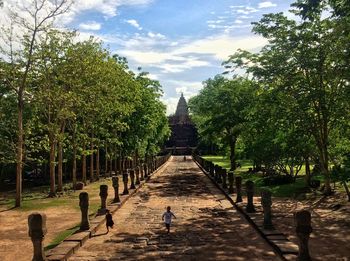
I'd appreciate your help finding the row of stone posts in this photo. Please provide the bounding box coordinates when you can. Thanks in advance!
[28,153,171,261]
[193,154,313,261]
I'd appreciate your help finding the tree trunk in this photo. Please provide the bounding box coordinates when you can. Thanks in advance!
[96,147,100,180]
[342,182,350,202]
[104,144,108,175]
[90,140,94,182]
[15,96,24,207]
[319,143,331,195]
[49,137,56,197]
[57,141,63,192]
[72,145,77,188]
[114,157,117,173]
[118,156,122,174]
[109,158,113,176]
[229,136,237,171]
[305,157,311,186]
[82,144,87,185]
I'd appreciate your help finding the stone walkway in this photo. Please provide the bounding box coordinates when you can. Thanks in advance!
[70,156,280,261]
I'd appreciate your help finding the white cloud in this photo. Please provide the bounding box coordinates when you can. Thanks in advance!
[230,5,246,9]
[79,21,101,30]
[125,19,143,30]
[234,19,243,24]
[238,15,253,19]
[147,32,166,39]
[56,0,154,26]
[161,97,179,115]
[174,34,267,61]
[73,0,153,18]
[258,1,277,8]
[158,59,210,74]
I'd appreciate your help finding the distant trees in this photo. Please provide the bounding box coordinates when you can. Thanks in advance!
[189,76,255,170]
[0,1,169,206]
[190,0,350,195]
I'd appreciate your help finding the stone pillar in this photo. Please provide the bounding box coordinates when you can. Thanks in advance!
[209,163,214,176]
[217,167,223,183]
[214,165,220,182]
[135,167,140,185]
[79,192,90,230]
[28,213,47,261]
[221,169,227,189]
[122,171,129,195]
[261,189,273,229]
[295,210,312,261]
[98,185,108,215]
[112,176,120,203]
[129,169,136,189]
[228,171,234,194]
[245,180,256,213]
[235,176,243,202]
[140,164,145,181]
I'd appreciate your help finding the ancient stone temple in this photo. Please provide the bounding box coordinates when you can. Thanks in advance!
[165,93,198,154]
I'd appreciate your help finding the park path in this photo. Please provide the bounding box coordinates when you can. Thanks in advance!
[70,156,280,261]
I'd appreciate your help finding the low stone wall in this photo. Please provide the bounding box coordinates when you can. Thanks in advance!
[27,154,171,261]
[193,154,313,261]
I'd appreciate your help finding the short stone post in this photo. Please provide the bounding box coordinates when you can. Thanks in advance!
[209,163,214,176]
[235,176,243,202]
[214,165,220,182]
[98,185,108,215]
[261,189,273,229]
[295,210,312,261]
[135,167,140,185]
[217,167,223,183]
[228,171,234,194]
[221,169,227,189]
[122,171,129,195]
[79,192,90,230]
[245,180,256,213]
[129,169,136,189]
[140,164,145,181]
[28,213,47,261]
[112,176,120,203]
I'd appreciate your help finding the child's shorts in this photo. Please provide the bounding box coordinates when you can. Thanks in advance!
[165,223,170,229]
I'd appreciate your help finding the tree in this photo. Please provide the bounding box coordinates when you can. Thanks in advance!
[189,76,255,170]
[225,1,350,194]
[29,30,76,195]
[1,0,71,205]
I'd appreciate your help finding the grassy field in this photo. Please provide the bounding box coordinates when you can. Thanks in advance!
[202,155,316,198]
[0,178,112,249]
[0,179,108,212]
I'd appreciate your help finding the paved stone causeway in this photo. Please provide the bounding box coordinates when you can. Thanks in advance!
[70,156,280,261]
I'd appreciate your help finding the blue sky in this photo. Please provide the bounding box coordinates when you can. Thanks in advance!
[61,0,294,114]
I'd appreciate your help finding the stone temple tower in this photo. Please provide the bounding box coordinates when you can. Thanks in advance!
[165,93,198,154]
[175,93,189,119]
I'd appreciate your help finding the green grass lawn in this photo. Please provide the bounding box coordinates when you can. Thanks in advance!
[44,224,80,251]
[0,178,110,211]
[0,178,111,250]
[203,155,313,198]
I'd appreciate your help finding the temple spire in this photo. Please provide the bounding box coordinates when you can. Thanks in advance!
[175,93,189,117]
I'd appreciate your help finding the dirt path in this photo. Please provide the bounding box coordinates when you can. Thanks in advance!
[70,156,280,261]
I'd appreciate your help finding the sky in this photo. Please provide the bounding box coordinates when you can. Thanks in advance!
[2,0,295,114]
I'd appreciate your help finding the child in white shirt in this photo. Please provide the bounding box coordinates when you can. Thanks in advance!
[162,206,176,233]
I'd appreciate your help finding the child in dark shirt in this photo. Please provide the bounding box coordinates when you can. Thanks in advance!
[106,209,114,233]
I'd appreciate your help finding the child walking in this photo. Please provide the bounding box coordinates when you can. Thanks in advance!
[106,209,114,233]
[162,206,176,234]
